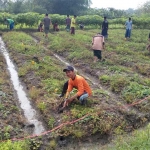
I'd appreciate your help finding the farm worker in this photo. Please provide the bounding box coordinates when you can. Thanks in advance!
[79,22,84,30]
[70,15,77,34]
[101,16,108,39]
[43,13,51,38]
[66,15,71,32]
[92,33,105,63]
[53,21,59,31]
[37,22,43,32]
[125,17,132,40]
[5,18,14,30]
[62,66,92,108]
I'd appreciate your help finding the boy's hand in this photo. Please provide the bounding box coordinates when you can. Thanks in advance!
[63,99,69,107]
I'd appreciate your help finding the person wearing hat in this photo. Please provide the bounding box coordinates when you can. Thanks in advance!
[62,66,92,107]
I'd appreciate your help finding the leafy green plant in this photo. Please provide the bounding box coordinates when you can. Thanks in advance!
[110,75,129,93]
[109,124,150,150]
[122,82,150,103]
[99,75,111,85]
[48,117,55,128]
[29,86,40,99]
[0,140,30,150]
[37,102,46,112]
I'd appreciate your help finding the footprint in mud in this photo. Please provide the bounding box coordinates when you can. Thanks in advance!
[58,136,67,147]
[23,123,35,134]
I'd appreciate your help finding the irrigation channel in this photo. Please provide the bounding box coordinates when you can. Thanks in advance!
[0,37,45,135]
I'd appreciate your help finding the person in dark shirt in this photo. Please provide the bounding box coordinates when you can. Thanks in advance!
[66,15,71,32]
[43,13,51,38]
[101,16,108,39]
[79,22,84,30]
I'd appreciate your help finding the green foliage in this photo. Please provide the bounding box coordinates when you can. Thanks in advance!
[110,75,129,93]
[49,139,57,149]
[122,82,150,103]
[99,75,111,85]
[37,102,46,111]
[0,12,150,28]
[0,140,30,150]
[16,12,41,27]
[109,124,150,150]
[48,117,55,128]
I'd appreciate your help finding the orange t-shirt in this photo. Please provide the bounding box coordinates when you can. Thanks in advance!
[67,75,92,96]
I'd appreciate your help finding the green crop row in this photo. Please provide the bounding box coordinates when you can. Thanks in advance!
[0,12,149,28]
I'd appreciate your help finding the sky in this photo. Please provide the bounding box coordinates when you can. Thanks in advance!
[91,0,148,10]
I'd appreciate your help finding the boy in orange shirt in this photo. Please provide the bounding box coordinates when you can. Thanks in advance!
[61,66,92,108]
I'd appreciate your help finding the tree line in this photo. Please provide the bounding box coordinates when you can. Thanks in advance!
[0,0,150,18]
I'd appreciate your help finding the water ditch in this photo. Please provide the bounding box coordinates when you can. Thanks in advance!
[0,37,45,135]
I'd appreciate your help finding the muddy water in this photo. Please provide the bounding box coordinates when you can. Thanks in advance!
[0,37,45,135]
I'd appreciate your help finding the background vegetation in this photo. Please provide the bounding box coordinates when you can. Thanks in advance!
[0,0,150,149]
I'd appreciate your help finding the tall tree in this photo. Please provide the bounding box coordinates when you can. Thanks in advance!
[50,0,92,15]
[137,1,150,14]
[0,0,10,10]
[8,0,24,14]
[32,0,91,15]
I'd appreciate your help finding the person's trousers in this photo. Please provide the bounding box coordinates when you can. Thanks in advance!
[125,29,131,38]
[93,50,102,60]
[71,27,75,34]
[10,22,14,30]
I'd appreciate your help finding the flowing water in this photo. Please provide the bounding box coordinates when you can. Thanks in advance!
[0,37,45,135]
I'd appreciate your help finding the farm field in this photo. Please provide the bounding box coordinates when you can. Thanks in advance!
[1,28,150,149]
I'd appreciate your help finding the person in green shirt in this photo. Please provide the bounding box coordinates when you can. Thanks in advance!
[5,18,14,30]
[70,15,77,34]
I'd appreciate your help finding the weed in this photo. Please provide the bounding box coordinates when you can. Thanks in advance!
[37,102,46,112]
[29,86,40,99]
[48,117,55,128]
[99,75,111,85]
[49,139,57,149]
[110,75,129,93]
[122,82,150,103]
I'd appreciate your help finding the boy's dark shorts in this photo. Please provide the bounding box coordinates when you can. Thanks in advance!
[93,50,102,59]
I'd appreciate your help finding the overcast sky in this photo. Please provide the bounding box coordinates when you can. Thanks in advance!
[91,0,148,10]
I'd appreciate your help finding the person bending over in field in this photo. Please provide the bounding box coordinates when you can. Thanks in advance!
[53,21,59,31]
[79,22,84,30]
[4,18,14,30]
[92,33,105,63]
[60,66,92,108]
[38,22,43,32]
